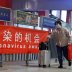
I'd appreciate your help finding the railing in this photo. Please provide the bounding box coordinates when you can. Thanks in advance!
[2,54,38,62]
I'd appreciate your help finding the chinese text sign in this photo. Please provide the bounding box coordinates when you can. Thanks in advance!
[0,26,48,54]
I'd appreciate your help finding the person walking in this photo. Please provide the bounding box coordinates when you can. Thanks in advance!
[51,20,71,68]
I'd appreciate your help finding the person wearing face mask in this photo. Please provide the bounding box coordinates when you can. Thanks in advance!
[51,20,71,68]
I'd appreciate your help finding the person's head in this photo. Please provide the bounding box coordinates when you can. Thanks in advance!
[54,20,62,29]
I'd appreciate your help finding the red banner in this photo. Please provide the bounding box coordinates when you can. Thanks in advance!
[0,26,48,54]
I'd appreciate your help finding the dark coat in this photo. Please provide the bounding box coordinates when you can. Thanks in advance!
[39,42,48,50]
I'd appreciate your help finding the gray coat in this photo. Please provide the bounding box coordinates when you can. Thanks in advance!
[45,38,57,58]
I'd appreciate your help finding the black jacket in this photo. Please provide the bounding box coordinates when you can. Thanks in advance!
[39,42,48,50]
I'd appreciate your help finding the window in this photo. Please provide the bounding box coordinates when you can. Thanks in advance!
[61,10,67,22]
[52,10,60,18]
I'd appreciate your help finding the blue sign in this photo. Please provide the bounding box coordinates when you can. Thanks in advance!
[42,17,55,28]
[0,8,10,21]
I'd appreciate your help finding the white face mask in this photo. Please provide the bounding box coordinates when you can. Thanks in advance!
[56,24,61,29]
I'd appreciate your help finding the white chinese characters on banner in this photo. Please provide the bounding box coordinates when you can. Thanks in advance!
[15,32,22,42]
[2,31,40,44]
[25,33,31,42]
[3,30,12,42]
[34,34,40,43]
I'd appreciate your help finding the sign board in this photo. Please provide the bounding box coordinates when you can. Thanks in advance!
[40,17,55,28]
[14,10,38,26]
[0,26,48,54]
[0,8,10,21]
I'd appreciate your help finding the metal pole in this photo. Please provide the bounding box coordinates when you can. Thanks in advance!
[26,53,29,66]
[0,54,2,67]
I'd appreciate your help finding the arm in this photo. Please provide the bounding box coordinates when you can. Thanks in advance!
[65,29,70,43]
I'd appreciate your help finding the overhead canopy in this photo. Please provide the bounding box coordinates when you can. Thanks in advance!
[12,0,72,10]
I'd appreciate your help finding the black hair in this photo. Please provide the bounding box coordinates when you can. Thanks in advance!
[54,20,62,26]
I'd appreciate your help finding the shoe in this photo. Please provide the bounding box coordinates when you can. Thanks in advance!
[58,66,63,68]
[38,64,41,67]
[48,64,50,67]
[68,61,71,66]
[43,65,46,68]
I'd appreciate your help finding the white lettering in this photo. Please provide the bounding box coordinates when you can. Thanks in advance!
[23,45,26,48]
[0,44,2,48]
[17,45,19,48]
[15,32,22,42]
[3,30,12,42]
[7,44,10,48]
[11,44,14,48]
[25,33,31,43]
[32,45,34,49]
[35,45,38,49]
[20,45,22,48]
[28,45,31,48]
[34,34,40,43]
[3,44,6,48]
[0,44,34,50]
[15,43,17,48]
